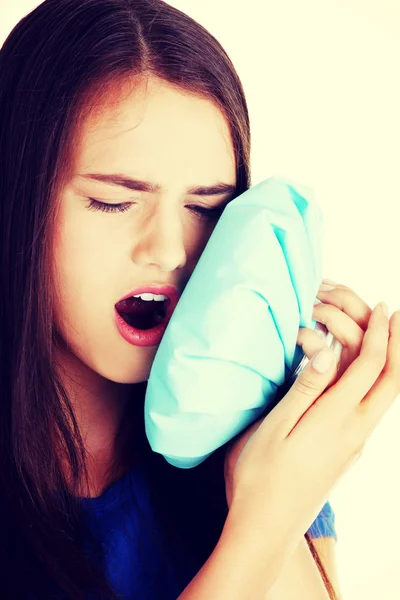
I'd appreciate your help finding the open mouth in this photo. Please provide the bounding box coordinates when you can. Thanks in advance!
[115,296,169,330]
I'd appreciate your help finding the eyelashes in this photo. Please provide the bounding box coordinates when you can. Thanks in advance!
[86,198,131,213]
[85,198,225,219]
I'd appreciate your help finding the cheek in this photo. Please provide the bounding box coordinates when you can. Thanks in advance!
[55,211,117,283]
[51,214,114,332]
[53,223,88,295]
[184,219,218,266]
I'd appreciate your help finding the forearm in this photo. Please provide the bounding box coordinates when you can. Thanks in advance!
[177,505,301,600]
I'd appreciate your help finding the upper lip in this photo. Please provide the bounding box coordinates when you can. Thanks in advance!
[115,284,180,318]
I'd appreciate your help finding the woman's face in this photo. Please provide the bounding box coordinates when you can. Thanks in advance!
[52,76,236,385]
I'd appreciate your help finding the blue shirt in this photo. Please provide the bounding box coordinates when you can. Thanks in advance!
[80,460,201,599]
[308,500,338,542]
[29,459,337,599]
[79,460,337,599]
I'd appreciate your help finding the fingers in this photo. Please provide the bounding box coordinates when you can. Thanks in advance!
[320,303,391,414]
[312,302,364,352]
[311,301,364,379]
[296,326,341,390]
[358,309,400,430]
[316,284,372,332]
[270,302,394,440]
[313,282,374,381]
[264,343,339,439]
[296,327,327,357]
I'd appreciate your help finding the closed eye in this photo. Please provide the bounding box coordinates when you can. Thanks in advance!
[85,198,227,219]
[188,205,225,219]
[85,198,132,213]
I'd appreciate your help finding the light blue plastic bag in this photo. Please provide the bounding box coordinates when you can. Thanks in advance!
[145,176,326,468]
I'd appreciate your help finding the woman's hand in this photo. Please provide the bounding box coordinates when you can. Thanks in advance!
[224,282,400,544]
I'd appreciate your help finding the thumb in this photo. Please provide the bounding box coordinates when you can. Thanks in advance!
[304,346,337,377]
[269,346,338,433]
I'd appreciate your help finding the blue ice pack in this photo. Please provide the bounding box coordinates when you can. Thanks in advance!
[144,176,326,468]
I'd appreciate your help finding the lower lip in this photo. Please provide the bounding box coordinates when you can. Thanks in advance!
[114,308,169,347]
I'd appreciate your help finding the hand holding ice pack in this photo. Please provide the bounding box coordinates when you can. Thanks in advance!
[145,176,325,468]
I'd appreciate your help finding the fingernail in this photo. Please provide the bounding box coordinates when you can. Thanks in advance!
[380,301,389,318]
[323,279,338,285]
[311,347,334,373]
[319,283,335,292]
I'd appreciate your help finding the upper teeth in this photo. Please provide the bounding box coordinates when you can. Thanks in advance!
[132,293,167,301]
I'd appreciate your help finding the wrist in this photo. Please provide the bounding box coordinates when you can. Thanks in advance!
[224,497,304,579]
[221,503,285,589]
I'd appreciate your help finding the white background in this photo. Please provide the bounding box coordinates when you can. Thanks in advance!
[1,1,400,597]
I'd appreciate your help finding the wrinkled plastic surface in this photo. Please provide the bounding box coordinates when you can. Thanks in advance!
[145,176,324,468]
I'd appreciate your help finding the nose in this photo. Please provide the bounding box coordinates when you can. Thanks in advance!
[131,203,187,272]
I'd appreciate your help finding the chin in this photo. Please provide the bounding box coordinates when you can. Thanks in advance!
[101,347,157,384]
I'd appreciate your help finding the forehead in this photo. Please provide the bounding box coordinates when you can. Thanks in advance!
[73,77,236,185]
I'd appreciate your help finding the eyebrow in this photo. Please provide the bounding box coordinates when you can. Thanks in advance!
[78,173,237,197]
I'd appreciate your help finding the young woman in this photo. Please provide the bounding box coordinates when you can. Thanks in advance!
[1,1,399,599]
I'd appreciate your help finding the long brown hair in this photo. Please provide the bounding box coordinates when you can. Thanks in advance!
[0,1,337,598]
